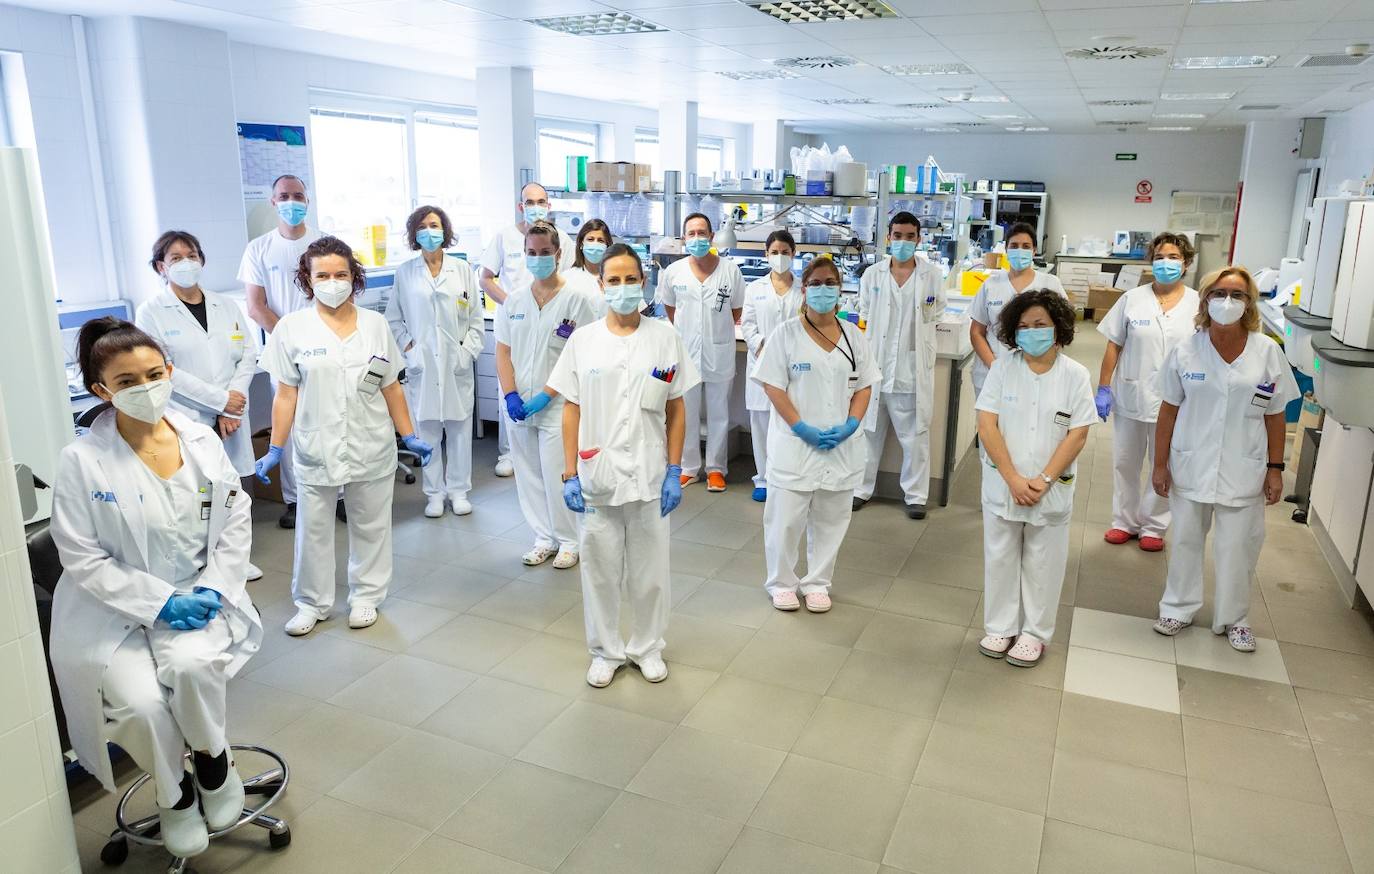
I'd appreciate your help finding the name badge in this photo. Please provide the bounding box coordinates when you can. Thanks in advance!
[555,319,576,339]
[1054,410,1071,427]
[847,374,860,391]
[360,354,388,396]
[1251,392,1272,408]
[200,500,211,522]
[225,489,238,509]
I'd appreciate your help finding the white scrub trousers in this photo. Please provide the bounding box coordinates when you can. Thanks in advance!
[580,499,670,665]
[497,406,511,462]
[511,424,579,553]
[1160,494,1264,633]
[749,410,771,488]
[1111,415,1170,538]
[268,374,298,505]
[982,512,1071,643]
[417,418,473,499]
[858,392,930,505]
[102,624,232,808]
[292,475,395,617]
[764,487,853,596]
[681,380,732,477]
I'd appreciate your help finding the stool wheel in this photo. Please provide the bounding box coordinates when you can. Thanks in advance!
[100,835,129,866]
[268,823,291,849]
[404,473,416,484]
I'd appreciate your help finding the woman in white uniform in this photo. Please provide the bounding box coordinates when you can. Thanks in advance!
[136,230,263,582]
[754,256,879,613]
[1152,267,1297,652]
[551,243,700,688]
[1096,232,1199,552]
[740,229,803,504]
[565,219,611,313]
[496,221,600,569]
[50,317,262,858]
[976,290,1096,667]
[386,206,484,519]
[968,222,1067,397]
[256,236,432,636]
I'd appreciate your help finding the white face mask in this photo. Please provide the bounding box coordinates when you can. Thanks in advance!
[1207,296,1245,326]
[165,259,202,289]
[105,379,172,424]
[768,253,793,276]
[313,279,352,308]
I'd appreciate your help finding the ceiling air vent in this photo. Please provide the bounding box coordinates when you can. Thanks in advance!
[775,56,857,70]
[1089,99,1152,107]
[747,1,897,23]
[1299,54,1369,68]
[1238,104,1282,111]
[1066,45,1167,61]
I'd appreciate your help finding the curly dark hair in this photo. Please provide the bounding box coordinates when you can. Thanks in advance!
[996,289,1076,350]
[405,205,454,251]
[1147,231,1195,266]
[294,235,366,300]
[149,230,205,273]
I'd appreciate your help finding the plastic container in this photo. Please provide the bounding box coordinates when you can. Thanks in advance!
[834,162,868,196]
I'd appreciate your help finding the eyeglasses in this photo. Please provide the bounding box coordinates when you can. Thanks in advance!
[1207,290,1248,301]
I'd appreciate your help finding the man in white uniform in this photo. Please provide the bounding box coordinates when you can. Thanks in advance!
[239,174,322,528]
[479,182,575,478]
[660,212,744,493]
[854,212,946,519]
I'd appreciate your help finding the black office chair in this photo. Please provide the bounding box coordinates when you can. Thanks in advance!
[75,401,111,429]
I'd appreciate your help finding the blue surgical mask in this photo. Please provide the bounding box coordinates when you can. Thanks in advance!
[523,204,548,224]
[1016,326,1056,357]
[581,241,607,264]
[416,228,445,252]
[805,283,840,313]
[276,201,307,227]
[1152,258,1184,284]
[605,283,644,315]
[1007,249,1034,271]
[526,254,556,280]
[890,239,917,262]
[685,237,712,259]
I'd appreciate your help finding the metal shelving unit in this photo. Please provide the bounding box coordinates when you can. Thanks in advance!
[968,183,1050,250]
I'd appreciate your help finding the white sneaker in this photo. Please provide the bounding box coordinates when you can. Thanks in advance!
[197,761,244,831]
[157,800,209,858]
[424,496,445,518]
[523,545,557,566]
[586,657,618,688]
[450,494,472,515]
[284,609,322,637]
[552,549,579,569]
[348,605,379,629]
[245,562,264,582]
[494,456,514,477]
[636,653,668,683]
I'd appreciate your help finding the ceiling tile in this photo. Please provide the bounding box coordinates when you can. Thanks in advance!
[638,3,778,30]
[1185,0,1347,26]
[917,11,1051,35]
[888,0,1040,14]
[1044,4,1187,31]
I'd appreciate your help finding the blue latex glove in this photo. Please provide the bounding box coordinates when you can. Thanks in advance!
[791,421,827,449]
[158,592,221,631]
[563,475,585,513]
[504,391,527,422]
[819,416,861,450]
[521,390,552,419]
[254,444,283,484]
[1094,386,1114,421]
[401,433,434,466]
[661,464,683,517]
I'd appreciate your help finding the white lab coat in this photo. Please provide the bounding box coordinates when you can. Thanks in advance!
[236,227,322,322]
[135,289,259,475]
[494,280,601,430]
[856,256,946,432]
[659,256,746,383]
[479,223,575,292]
[48,409,261,796]
[969,270,1067,395]
[740,274,803,412]
[1156,331,1299,507]
[563,267,608,316]
[260,306,403,487]
[1097,284,1200,422]
[385,255,485,423]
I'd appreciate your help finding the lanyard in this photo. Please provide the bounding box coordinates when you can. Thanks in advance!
[803,311,857,372]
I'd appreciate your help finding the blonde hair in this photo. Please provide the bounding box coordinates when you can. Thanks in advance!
[1195,265,1261,332]
[523,220,561,254]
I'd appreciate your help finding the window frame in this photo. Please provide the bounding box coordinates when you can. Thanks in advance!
[536,116,600,189]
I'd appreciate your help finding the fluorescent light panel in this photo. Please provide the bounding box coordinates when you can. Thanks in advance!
[1172,55,1277,69]
[1149,125,1195,130]
[943,94,1009,103]
[812,97,876,104]
[716,69,801,80]
[1161,91,1236,100]
[881,63,973,76]
[1154,112,1207,118]
[526,11,664,35]
[747,0,897,23]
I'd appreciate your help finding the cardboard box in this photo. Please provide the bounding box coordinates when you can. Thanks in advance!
[1088,285,1124,317]
[250,430,284,505]
[587,161,651,192]
[1288,392,1325,472]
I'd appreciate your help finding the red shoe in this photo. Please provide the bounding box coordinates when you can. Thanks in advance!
[1139,536,1165,552]
[1103,528,1134,545]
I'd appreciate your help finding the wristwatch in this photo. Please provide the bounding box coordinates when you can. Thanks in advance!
[1038,473,1053,485]
[1266,462,1285,471]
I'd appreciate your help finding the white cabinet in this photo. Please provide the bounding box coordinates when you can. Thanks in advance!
[1310,417,1374,572]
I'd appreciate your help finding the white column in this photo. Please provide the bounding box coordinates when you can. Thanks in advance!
[610,117,638,163]
[0,380,82,873]
[1233,119,1303,269]
[477,66,536,240]
[659,99,698,181]
[752,119,787,175]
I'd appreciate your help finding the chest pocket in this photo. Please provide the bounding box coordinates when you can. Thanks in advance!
[640,376,670,412]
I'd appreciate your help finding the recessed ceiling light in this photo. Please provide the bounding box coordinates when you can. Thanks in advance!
[1299,53,1369,68]
[1023,127,1050,132]
[1097,120,1146,126]
[891,102,945,110]
[774,55,856,70]
[1172,55,1277,69]
[1154,112,1207,118]
[525,11,664,35]
[812,97,876,105]
[716,69,802,81]
[880,63,973,76]
[746,0,897,24]
[942,94,1009,103]
[922,127,959,133]
[952,122,990,127]
[1066,45,1168,61]
[1190,0,1270,4]
[1149,125,1195,131]
[982,114,1026,119]
[1089,99,1152,107]
[1161,91,1236,100]
[1238,104,1282,110]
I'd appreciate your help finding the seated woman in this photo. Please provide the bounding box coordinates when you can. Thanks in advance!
[50,317,263,858]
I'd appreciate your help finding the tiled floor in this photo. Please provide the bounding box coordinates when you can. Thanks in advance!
[69,329,1374,874]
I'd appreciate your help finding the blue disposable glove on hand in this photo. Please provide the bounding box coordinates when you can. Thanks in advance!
[158,592,221,631]
[563,475,585,513]
[661,464,683,517]
[401,433,434,466]
[522,390,552,419]
[254,444,283,484]
[819,416,861,450]
[1094,386,1114,421]
[504,391,527,422]
[791,421,827,449]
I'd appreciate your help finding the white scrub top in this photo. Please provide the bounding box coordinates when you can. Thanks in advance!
[1157,331,1298,507]
[129,442,209,590]
[752,317,880,493]
[976,351,1097,525]
[548,318,702,506]
[562,266,608,317]
[741,274,803,412]
[261,306,403,487]
[969,270,1067,395]
[659,256,746,383]
[479,223,575,293]
[1096,284,1200,423]
[237,227,322,324]
[385,254,485,423]
[494,280,601,429]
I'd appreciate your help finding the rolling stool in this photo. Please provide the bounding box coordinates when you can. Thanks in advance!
[100,744,291,873]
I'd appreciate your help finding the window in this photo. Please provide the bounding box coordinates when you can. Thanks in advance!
[0,61,10,147]
[697,136,725,183]
[309,108,410,262]
[414,110,483,257]
[538,119,598,189]
[634,129,659,174]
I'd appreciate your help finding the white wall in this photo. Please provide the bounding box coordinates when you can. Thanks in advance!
[804,129,1245,257]
[1315,98,1374,196]
[1233,119,1303,270]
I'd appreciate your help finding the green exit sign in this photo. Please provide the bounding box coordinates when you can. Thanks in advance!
[1116,153,1138,161]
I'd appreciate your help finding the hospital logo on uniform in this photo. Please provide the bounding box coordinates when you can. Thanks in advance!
[91,490,116,503]
[791,362,812,372]
[510,313,526,320]
[303,347,328,357]
[1131,318,1152,327]
[1183,371,1206,381]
